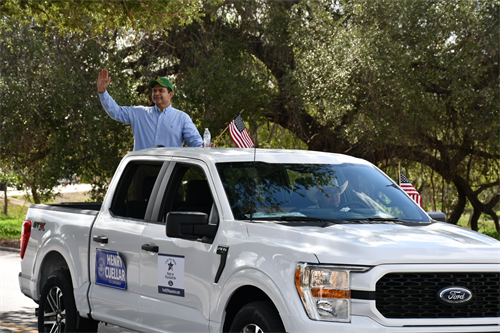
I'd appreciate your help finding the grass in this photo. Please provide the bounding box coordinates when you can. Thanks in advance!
[457,213,499,240]
[0,201,29,239]
[481,229,500,240]
[0,220,24,239]
[0,190,92,241]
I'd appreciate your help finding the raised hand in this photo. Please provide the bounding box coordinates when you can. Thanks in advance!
[97,69,111,93]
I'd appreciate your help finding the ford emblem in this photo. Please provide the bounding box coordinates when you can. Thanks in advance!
[437,286,473,304]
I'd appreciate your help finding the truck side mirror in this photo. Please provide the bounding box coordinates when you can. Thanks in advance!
[427,211,446,222]
[166,211,217,242]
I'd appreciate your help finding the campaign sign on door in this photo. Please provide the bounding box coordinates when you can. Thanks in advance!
[158,254,185,297]
[95,248,127,290]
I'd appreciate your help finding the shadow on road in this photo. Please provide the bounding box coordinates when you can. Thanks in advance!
[0,307,37,331]
[0,308,137,332]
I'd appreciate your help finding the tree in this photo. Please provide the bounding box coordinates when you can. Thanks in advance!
[1,0,498,231]
[327,0,499,229]
[0,172,6,215]
[151,0,499,229]
[0,168,17,214]
[0,0,203,37]
[0,19,134,202]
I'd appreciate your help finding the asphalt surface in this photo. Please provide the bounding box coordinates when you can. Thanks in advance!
[0,249,137,332]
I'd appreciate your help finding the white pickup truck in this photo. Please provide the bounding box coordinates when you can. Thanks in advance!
[19,148,500,333]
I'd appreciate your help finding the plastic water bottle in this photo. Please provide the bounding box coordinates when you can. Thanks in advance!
[203,128,211,148]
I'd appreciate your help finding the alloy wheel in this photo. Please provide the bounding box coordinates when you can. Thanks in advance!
[43,286,66,333]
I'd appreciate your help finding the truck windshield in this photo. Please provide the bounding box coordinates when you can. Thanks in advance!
[216,162,429,223]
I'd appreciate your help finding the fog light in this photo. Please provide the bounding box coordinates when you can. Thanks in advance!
[317,299,349,319]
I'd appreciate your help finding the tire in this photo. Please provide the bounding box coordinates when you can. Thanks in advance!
[38,270,98,333]
[229,301,285,333]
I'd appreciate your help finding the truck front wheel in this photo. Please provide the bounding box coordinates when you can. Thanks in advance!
[229,301,285,333]
[38,270,98,333]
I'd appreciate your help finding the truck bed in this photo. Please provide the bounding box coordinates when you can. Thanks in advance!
[19,202,101,307]
[29,202,102,213]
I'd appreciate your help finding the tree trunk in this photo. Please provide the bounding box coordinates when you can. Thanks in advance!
[30,184,41,204]
[3,183,7,215]
[486,211,500,235]
[469,208,482,232]
[447,187,466,225]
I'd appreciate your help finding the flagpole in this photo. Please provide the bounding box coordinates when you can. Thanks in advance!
[214,110,244,145]
[398,161,401,186]
[213,127,228,144]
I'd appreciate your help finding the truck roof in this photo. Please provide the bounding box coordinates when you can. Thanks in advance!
[125,147,372,165]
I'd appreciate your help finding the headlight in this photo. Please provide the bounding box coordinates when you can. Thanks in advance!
[295,263,370,322]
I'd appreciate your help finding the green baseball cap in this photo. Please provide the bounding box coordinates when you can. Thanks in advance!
[149,77,174,91]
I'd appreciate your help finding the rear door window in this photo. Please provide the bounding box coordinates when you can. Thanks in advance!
[110,161,163,220]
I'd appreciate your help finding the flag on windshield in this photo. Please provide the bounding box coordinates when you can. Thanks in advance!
[229,114,254,148]
[400,173,422,207]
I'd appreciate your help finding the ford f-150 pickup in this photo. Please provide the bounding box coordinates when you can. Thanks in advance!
[18,148,500,332]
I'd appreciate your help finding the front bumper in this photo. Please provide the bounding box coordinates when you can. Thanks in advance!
[282,313,500,332]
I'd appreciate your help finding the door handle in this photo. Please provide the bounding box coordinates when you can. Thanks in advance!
[93,235,108,244]
[141,244,159,253]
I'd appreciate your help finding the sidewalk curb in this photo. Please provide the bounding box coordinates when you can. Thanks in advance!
[0,246,20,253]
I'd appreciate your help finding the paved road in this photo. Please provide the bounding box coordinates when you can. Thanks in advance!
[0,249,136,332]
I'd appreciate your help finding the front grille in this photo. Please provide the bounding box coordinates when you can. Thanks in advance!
[375,272,500,319]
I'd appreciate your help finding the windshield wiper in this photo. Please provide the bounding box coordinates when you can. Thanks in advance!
[346,217,430,225]
[251,216,343,227]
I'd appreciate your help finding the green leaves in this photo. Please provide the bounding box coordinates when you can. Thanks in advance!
[0,0,497,225]
[2,0,203,39]
[0,21,135,202]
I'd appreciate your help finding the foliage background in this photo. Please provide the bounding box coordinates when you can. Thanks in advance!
[0,0,498,233]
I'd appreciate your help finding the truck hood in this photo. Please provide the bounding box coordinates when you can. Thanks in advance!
[246,221,500,265]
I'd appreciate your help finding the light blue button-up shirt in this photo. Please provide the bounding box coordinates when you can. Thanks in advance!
[99,91,203,150]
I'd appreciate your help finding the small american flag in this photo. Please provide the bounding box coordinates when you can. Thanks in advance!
[400,172,422,207]
[228,114,254,148]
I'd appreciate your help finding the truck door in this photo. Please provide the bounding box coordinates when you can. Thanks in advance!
[89,160,166,326]
[138,160,221,332]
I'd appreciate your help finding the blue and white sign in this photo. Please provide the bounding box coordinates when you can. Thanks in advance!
[158,254,185,297]
[95,248,127,290]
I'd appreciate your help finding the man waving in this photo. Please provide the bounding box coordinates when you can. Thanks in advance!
[97,69,203,150]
